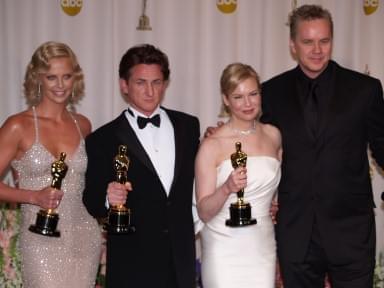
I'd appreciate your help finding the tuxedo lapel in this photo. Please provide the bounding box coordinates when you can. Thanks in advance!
[164,109,184,197]
[318,63,336,139]
[113,113,157,176]
[168,111,183,188]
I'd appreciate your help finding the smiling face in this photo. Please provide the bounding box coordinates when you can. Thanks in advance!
[120,64,168,116]
[223,77,261,123]
[39,57,75,105]
[290,18,333,79]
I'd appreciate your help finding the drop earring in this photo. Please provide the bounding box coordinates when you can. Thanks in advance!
[37,83,41,101]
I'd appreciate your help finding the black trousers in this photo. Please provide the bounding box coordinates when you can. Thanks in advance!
[166,258,179,288]
[279,221,374,288]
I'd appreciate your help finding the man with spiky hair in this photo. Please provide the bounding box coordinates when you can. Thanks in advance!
[261,4,384,288]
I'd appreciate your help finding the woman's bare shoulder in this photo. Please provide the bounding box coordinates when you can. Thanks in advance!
[199,128,241,166]
[260,123,282,153]
[72,112,92,136]
[261,123,281,139]
[200,124,232,148]
[0,110,34,155]
[199,135,221,151]
[1,110,33,133]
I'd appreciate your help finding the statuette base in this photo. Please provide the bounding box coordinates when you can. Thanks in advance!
[225,202,257,227]
[29,210,60,237]
[105,207,136,235]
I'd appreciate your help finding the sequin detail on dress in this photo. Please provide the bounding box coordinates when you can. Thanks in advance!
[11,107,102,288]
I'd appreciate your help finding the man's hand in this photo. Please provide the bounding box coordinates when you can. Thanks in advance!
[203,121,224,138]
[107,181,132,206]
[270,199,279,224]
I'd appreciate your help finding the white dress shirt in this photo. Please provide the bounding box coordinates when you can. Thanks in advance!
[125,105,176,196]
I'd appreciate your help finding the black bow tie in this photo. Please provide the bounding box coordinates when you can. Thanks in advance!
[137,114,161,129]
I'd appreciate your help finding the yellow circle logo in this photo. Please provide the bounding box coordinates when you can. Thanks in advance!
[363,0,379,15]
[61,0,83,16]
[217,0,237,14]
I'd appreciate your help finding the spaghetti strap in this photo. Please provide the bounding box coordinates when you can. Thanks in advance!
[31,106,39,143]
[68,112,84,139]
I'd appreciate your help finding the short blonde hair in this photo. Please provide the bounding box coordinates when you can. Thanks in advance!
[23,41,85,106]
[220,63,260,115]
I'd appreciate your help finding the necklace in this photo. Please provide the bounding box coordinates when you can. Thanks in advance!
[229,120,256,136]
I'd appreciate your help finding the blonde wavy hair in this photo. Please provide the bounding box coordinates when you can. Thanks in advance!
[23,41,85,107]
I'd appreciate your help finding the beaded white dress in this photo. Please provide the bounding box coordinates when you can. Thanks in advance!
[200,156,281,288]
[11,107,102,288]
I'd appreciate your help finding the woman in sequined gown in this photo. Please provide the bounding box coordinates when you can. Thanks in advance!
[195,63,282,288]
[0,41,102,287]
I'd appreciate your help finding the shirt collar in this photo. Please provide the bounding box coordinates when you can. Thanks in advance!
[297,60,334,87]
[126,105,161,119]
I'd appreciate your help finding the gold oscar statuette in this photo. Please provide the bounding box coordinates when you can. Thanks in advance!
[29,152,68,237]
[105,145,136,234]
[225,142,257,227]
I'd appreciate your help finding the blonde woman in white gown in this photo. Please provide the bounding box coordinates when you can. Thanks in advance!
[195,63,282,288]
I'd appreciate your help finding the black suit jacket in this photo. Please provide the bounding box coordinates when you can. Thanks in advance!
[261,60,384,263]
[83,108,200,288]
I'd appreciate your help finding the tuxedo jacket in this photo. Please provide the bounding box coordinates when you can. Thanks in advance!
[261,60,384,263]
[83,108,200,288]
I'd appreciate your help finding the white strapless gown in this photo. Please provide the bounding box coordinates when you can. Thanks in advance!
[200,156,281,288]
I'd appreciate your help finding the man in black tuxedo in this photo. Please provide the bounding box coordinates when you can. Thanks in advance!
[83,44,200,288]
[261,4,384,288]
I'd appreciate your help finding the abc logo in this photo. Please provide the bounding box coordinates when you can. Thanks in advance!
[363,0,378,15]
[61,0,83,16]
[217,0,237,14]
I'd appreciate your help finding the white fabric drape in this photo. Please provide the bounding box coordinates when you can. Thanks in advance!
[1,0,384,255]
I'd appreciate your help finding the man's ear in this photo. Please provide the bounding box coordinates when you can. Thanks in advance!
[289,39,297,61]
[164,79,170,89]
[119,78,128,94]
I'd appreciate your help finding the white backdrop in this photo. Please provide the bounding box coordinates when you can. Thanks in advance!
[1,0,384,258]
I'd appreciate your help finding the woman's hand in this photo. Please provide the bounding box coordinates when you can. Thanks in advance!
[33,186,64,210]
[223,166,247,195]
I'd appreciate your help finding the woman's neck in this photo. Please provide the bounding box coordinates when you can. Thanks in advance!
[228,119,257,136]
